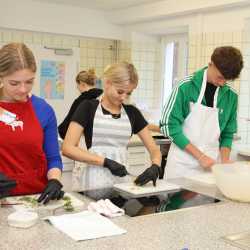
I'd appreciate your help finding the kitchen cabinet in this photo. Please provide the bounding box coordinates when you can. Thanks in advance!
[61,154,74,191]
[127,134,171,177]
[127,145,151,175]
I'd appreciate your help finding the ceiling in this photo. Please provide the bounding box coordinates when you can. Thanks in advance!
[33,0,161,11]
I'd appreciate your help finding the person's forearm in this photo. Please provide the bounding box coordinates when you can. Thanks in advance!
[185,143,203,160]
[150,147,162,166]
[47,168,62,180]
[62,144,104,166]
[220,147,231,162]
[148,124,160,133]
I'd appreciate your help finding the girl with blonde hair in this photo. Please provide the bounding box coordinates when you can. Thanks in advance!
[0,43,64,203]
[62,62,161,199]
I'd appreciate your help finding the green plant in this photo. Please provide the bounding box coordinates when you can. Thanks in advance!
[62,196,74,212]
[19,196,38,207]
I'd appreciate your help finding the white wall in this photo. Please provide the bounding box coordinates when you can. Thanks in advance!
[121,6,250,35]
[0,0,123,40]
[109,0,250,30]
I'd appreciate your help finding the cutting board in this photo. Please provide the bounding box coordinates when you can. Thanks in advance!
[186,173,216,185]
[3,193,84,212]
[113,180,180,198]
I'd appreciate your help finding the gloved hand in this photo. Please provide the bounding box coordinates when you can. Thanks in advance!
[0,172,16,198]
[37,179,64,204]
[134,164,161,186]
[103,158,128,177]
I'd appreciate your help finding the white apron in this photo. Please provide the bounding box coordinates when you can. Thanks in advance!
[72,101,131,192]
[165,70,221,179]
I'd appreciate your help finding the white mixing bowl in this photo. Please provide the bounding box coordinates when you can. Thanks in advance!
[212,162,250,202]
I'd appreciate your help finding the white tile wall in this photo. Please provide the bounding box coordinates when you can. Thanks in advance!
[0,28,116,82]
[116,39,163,121]
[130,41,162,113]
[241,30,250,145]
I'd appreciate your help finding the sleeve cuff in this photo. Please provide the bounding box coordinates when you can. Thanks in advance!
[173,134,190,150]
[48,160,63,170]
[220,137,233,149]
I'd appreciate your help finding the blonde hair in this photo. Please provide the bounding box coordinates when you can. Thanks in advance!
[75,68,96,86]
[0,43,36,78]
[103,62,138,87]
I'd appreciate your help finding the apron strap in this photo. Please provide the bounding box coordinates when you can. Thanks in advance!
[213,87,219,108]
[197,69,207,104]
[197,69,219,108]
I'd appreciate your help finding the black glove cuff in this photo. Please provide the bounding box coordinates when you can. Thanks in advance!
[151,164,162,176]
[103,157,111,168]
[48,179,63,188]
[151,164,160,170]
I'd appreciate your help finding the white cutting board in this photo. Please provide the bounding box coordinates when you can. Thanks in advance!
[113,180,180,198]
[186,173,216,185]
[3,193,84,211]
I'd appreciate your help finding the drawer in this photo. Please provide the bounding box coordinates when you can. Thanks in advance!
[128,146,146,154]
[63,162,74,172]
[127,151,146,160]
[61,171,72,191]
[127,164,149,176]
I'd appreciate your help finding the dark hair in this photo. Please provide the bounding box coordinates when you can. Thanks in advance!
[211,46,243,80]
[75,68,96,86]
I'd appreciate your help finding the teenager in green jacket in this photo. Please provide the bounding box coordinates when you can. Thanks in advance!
[159,46,243,211]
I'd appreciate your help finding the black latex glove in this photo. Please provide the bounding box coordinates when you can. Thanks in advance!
[37,179,64,204]
[0,172,16,198]
[103,158,128,177]
[134,164,161,186]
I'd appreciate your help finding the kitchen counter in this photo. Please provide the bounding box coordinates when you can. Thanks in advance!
[1,181,249,250]
[128,133,171,147]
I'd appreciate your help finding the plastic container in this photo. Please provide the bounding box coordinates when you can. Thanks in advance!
[212,161,250,202]
[8,211,38,228]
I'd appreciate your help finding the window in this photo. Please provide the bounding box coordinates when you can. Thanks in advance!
[161,33,188,108]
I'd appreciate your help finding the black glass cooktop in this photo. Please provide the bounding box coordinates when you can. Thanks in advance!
[80,188,220,217]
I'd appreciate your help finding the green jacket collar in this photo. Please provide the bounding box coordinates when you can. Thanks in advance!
[191,66,231,104]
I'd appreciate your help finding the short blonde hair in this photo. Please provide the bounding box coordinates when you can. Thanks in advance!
[0,42,36,78]
[103,62,138,86]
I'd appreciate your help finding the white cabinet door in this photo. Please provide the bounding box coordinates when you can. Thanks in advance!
[61,171,72,192]
[127,146,150,175]
[61,154,74,172]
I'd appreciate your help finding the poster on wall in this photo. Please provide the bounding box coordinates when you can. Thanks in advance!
[40,60,65,99]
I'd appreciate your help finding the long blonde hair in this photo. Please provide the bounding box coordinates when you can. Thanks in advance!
[0,43,36,97]
[103,62,138,87]
[75,68,96,86]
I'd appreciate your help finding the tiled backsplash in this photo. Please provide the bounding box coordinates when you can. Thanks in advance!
[118,40,162,123]
[131,41,161,112]
[0,29,162,122]
[0,28,115,80]
[79,38,117,77]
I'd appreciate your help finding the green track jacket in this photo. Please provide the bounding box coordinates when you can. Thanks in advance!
[160,67,238,150]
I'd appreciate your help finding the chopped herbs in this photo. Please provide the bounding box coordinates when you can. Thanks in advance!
[19,196,38,207]
[63,196,74,211]
[18,195,74,212]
